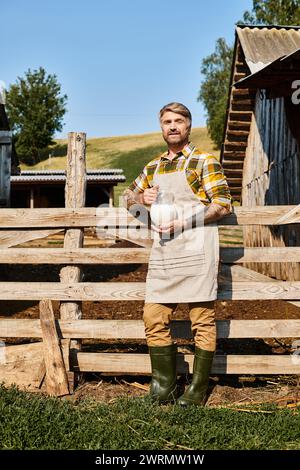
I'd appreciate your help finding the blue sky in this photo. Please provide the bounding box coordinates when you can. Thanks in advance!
[2,0,253,138]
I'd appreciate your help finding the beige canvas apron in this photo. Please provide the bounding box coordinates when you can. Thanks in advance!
[145,149,219,303]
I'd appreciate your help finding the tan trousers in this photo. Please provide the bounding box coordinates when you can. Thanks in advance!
[143,301,216,352]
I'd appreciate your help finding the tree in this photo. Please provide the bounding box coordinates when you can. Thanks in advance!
[6,67,67,164]
[198,0,300,149]
[242,0,300,25]
[198,38,233,149]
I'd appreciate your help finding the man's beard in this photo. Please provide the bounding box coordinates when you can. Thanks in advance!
[164,135,188,147]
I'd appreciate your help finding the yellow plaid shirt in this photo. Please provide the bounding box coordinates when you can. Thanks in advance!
[126,142,232,209]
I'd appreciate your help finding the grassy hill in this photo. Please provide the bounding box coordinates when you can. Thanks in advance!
[21,127,218,205]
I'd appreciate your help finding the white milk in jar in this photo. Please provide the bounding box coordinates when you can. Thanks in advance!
[150,190,177,226]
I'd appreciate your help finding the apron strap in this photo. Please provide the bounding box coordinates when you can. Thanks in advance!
[183,146,196,171]
[153,158,162,179]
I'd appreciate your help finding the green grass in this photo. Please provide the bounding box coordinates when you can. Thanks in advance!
[0,385,299,450]
[111,143,166,206]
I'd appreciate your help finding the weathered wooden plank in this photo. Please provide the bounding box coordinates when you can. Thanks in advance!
[0,342,44,390]
[59,132,86,392]
[2,245,300,265]
[220,264,277,283]
[0,280,300,301]
[40,299,69,396]
[35,360,46,389]
[1,344,297,377]
[0,247,150,264]
[75,353,300,375]
[1,318,299,339]
[0,208,97,227]
[0,282,145,300]
[105,226,153,248]
[1,206,300,228]
[60,132,86,322]
[0,229,64,248]
[221,264,300,311]
[221,247,300,263]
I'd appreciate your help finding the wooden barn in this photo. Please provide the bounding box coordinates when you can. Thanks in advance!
[221,24,300,280]
[0,98,19,207]
[10,169,125,208]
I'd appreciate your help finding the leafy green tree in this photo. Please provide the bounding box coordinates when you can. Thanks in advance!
[198,38,233,149]
[198,0,300,149]
[6,67,67,164]
[242,0,300,25]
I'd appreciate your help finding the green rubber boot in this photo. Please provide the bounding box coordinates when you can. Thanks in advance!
[177,347,214,406]
[148,343,178,403]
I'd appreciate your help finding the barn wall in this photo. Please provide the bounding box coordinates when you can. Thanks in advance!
[10,183,111,208]
[242,90,300,280]
[0,131,12,207]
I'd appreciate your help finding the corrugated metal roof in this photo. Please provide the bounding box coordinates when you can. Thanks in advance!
[11,169,126,183]
[11,175,126,183]
[236,25,300,73]
[234,47,300,88]
[20,169,124,175]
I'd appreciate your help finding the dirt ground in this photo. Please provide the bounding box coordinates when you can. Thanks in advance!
[0,238,299,406]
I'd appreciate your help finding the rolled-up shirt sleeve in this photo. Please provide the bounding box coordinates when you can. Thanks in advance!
[122,166,151,208]
[201,156,232,210]
[127,166,151,193]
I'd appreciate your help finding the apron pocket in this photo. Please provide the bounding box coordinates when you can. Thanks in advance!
[148,251,206,278]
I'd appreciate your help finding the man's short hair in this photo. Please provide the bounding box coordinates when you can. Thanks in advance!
[159,102,192,126]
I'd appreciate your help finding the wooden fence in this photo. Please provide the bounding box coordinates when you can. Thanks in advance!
[0,132,300,396]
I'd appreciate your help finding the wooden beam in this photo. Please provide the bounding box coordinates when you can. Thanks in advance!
[1,343,297,377]
[2,205,300,227]
[0,318,299,340]
[59,132,86,392]
[109,186,114,208]
[105,226,153,248]
[0,282,144,300]
[0,229,64,248]
[0,247,150,264]
[224,206,300,225]
[220,247,300,263]
[221,264,300,311]
[1,280,300,300]
[0,207,97,227]
[5,245,300,266]
[39,299,69,396]
[0,342,44,390]
[30,188,34,209]
[75,352,300,375]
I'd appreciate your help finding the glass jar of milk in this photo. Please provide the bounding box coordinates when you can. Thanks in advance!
[150,190,177,227]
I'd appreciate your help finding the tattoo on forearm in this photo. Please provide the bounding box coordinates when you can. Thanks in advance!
[122,189,141,209]
[204,203,230,224]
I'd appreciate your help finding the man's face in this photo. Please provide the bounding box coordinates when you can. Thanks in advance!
[160,111,191,147]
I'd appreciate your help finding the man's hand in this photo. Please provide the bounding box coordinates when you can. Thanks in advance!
[152,218,187,235]
[140,185,159,205]
[204,203,232,224]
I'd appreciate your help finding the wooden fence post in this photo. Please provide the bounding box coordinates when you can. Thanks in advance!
[59,132,86,392]
[39,299,69,396]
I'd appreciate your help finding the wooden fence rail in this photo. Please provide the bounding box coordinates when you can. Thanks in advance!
[1,246,300,264]
[1,280,300,301]
[0,318,299,339]
[0,204,300,227]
